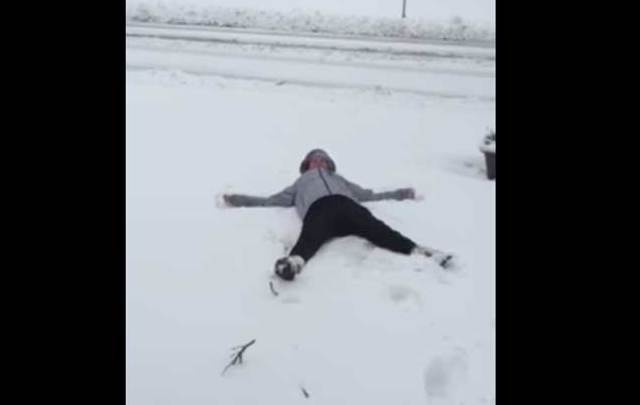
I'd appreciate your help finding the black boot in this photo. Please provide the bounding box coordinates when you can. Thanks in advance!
[274,255,305,281]
[413,246,455,269]
[274,258,295,281]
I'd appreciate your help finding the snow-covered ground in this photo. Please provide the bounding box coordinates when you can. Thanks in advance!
[126,0,495,42]
[127,21,495,405]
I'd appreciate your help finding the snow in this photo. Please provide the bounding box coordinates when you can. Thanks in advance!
[126,0,495,42]
[127,24,495,57]
[127,17,494,405]
[126,26,494,101]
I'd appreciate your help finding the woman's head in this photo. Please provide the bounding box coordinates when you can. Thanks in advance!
[299,149,337,174]
[307,155,329,170]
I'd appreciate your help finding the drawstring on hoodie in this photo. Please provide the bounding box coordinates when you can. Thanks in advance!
[318,168,333,195]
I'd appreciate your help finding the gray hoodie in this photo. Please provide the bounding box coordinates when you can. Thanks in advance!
[225,149,412,219]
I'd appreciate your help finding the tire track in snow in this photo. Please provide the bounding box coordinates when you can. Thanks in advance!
[127,41,494,78]
[127,32,494,62]
[126,63,494,103]
[126,21,495,49]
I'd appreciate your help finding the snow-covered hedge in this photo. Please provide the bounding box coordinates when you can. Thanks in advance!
[126,3,494,43]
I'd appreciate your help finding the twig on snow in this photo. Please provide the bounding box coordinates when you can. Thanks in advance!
[221,339,256,375]
[269,281,279,296]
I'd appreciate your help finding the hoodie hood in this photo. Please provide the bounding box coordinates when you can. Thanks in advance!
[299,149,337,174]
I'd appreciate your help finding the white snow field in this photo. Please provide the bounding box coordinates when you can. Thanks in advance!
[127,22,495,405]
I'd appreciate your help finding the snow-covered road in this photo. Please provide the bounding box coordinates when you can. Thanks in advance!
[126,23,494,101]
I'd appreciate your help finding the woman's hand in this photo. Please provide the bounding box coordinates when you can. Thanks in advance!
[397,188,416,200]
[216,193,236,208]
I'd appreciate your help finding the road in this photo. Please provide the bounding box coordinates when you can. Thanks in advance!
[126,22,495,101]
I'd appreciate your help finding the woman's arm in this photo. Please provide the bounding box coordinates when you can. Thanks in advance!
[342,177,415,202]
[223,184,296,207]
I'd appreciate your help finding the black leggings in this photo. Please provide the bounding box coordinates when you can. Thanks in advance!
[290,195,417,261]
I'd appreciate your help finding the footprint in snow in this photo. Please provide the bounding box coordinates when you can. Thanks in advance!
[423,348,468,404]
[386,285,422,310]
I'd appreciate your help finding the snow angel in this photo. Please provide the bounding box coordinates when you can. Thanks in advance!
[223,149,455,281]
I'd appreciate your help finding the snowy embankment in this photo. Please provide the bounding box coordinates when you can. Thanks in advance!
[126,0,495,43]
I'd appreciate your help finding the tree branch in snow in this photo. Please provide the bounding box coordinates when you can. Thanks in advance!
[221,339,256,375]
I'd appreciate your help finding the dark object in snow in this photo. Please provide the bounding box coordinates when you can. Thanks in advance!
[413,245,456,269]
[438,254,454,268]
[274,256,303,281]
[301,386,310,398]
[483,151,495,180]
[480,130,496,180]
[269,281,279,296]
[221,339,256,375]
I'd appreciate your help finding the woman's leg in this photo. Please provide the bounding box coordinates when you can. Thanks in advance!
[343,201,417,254]
[342,200,454,267]
[275,196,344,280]
[289,210,337,262]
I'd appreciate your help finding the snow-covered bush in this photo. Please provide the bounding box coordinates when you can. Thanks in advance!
[127,4,495,42]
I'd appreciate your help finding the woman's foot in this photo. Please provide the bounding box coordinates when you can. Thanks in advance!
[413,246,456,269]
[274,255,305,281]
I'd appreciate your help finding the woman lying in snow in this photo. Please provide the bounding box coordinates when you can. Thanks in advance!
[223,149,455,281]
